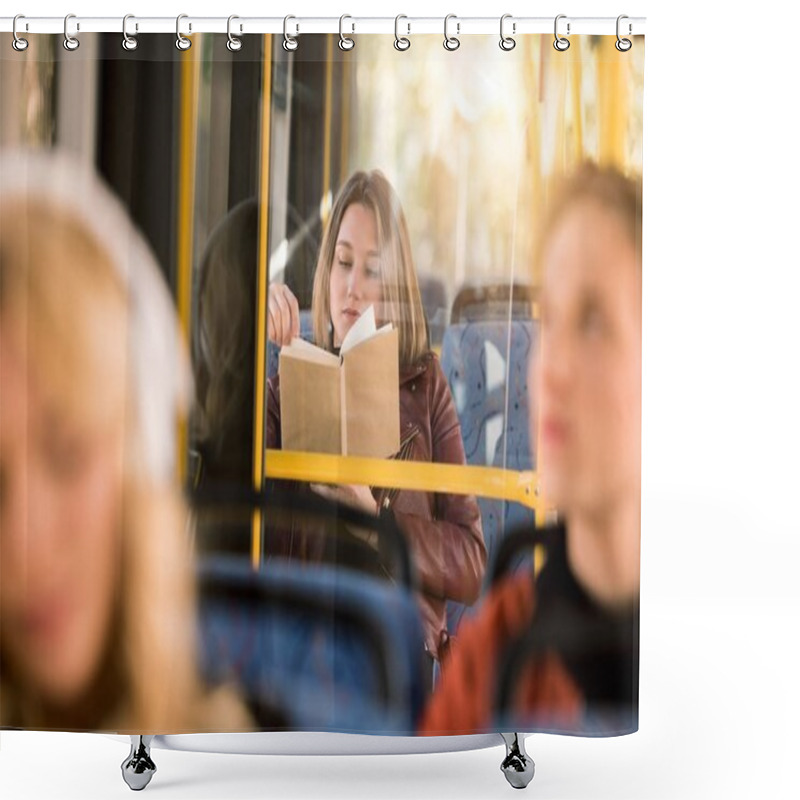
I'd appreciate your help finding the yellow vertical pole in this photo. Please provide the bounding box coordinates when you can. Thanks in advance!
[597,39,629,169]
[251,34,273,568]
[525,35,543,284]
[176,43,201,482]
[554,43,569,174]
[339,57,351,178]
[569,44,584,162]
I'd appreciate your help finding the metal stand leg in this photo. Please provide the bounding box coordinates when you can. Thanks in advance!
[499,733,535,789]
[121,735,156,791]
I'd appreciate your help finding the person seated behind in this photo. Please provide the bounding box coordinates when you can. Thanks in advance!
[193,198,260,492]
[266,170,486,671]
[419,162,642,735]
[0,151,254,733]
[191,199,263,557]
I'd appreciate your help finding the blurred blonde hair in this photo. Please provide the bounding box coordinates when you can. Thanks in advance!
[540,161,643,269]
[0,151,247,733]
[311,170,428,367]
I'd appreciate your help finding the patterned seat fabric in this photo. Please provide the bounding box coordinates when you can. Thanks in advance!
[440,319,539,632]
[197,557,427,733]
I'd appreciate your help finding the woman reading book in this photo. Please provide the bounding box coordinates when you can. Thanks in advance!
[266,170,486,674]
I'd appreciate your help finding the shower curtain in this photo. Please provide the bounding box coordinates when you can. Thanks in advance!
[0,21,644,739]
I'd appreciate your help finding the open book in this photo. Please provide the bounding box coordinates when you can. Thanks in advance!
[278,306,401,458]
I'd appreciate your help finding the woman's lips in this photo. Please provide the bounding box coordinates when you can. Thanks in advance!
[19,592,72,646]
[342,308,361,320]
[541,416,569,447]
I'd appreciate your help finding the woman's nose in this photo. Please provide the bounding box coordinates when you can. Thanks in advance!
[346,266,362,298]
[1,474,29,573]
[540,329,572,396]
[1,468,54,571]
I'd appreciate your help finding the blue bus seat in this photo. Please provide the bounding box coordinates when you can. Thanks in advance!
[197,556,427,733]
[440,319,539,633]
[417,272,448,349]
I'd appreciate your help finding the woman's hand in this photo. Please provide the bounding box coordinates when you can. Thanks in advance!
[310,483,381,551]
[268,283,301,346]
[310,483,378,516]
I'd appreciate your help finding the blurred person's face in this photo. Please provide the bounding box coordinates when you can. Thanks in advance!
[329,203,383,347]
[532,201,642,517]
[0,325,123,708]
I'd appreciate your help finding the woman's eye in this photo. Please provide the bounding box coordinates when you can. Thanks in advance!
[366,265,380,279]
[44,434,90,481]
[580,305,605,335]
[338,259,352,270]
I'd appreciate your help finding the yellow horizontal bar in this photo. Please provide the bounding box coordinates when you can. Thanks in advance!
[265,449,541,512]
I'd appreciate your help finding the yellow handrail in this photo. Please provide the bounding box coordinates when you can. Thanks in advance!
[264,449,543,514]
[252,34,274,567]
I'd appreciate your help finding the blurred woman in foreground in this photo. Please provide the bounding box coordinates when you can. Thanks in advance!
[0,151,252,732]
[420,162,642,734]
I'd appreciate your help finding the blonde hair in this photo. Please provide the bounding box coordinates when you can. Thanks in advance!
[0,151,245,733]
[311,170,428,367]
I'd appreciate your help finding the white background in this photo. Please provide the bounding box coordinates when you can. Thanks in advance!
[2,1,799,798]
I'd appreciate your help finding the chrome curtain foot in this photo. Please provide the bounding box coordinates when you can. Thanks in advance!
[499,733,535,789]
[121,735,156,791]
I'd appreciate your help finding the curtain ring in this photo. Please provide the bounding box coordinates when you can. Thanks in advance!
[443,14,460,51]
[616,14,632,51]
[63,13,80,51]
[12,15,28,52]
[499,14,516,51]
[227,15,243,52]
[122,14,138,51]
[553,14,570,51]
[339,14,355,51]
[394,14,411,51]
[175,14,191,51]
[283,15,298,51]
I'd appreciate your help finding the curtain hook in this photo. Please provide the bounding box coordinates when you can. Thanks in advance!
[227,15,243,52]
[394,14,411,51]
[553,14,570,51]
[499,14,516,51]
[122,14,138,51]
[12,15,28,52]
[283,15,298,51]
[63,13,80,51]
[443,14,460,51]
[175,14,191,51]
[616,14,632,51]
[339,14,355,51]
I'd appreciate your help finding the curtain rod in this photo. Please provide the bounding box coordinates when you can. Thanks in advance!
[0,16,646,37]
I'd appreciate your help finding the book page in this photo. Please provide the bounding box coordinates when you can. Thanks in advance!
[279,353,343,455]
[281,337,340,367]
[342,328,401,458]
[339,305,378,356]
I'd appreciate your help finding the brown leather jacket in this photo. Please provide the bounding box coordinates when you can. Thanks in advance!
[266,351,486,659]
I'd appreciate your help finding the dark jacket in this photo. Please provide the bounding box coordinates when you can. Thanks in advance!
[265,351,486,659]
